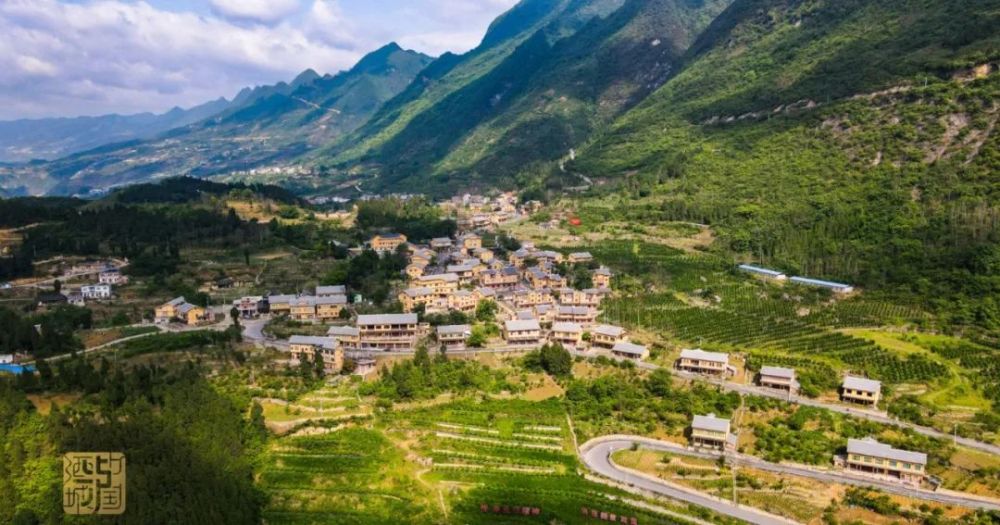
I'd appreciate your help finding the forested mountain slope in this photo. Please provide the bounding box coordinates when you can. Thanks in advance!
[0,44,432,197]
[326,0,732,194]
[323,0,629,170]
[572,0,1000,327]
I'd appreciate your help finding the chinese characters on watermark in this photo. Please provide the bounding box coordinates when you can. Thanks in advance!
[63,452,126,515]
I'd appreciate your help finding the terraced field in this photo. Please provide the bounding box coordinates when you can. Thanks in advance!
[261,427,438,524]
[403,399,692,524]
[260,398,698,524]
[603,295,946,384]
[258,382,372,433]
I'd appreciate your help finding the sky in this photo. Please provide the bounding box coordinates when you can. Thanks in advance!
[0,0,519,120]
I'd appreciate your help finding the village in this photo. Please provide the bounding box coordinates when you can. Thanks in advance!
[1,187,994,524]
[140,192,939,493]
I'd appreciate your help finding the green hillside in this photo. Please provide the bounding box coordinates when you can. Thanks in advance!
[326,0,732,193]
[320,0,630,170]
[573,0,1000,327]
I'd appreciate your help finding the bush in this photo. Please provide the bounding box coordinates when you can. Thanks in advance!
[523,343,572,377]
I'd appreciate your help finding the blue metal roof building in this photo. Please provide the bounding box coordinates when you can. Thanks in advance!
[738,264,787,279]
[789,276,854,293]
[0,364,36,375]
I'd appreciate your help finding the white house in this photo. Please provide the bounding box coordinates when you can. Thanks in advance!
[80,283,113,300]
[99,269,129,285]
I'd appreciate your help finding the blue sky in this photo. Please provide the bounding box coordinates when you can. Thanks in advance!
[0,0,518,120]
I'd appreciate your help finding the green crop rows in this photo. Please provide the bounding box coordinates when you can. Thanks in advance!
[397,399,688,524]
[604,294,946,383]
[801,300,926,327]
[260,427,436,524]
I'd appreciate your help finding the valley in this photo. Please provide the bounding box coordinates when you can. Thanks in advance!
[0,0,997,523]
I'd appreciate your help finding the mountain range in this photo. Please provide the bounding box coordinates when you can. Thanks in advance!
[0,98,232,164]
[2,0,995,202]
[0,43,432,196]
[0,0,996,323]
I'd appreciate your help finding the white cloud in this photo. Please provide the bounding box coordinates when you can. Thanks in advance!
[0,0,520,120]
[15,55,58,77]
[0,0,362,119]
[209,0,302,25]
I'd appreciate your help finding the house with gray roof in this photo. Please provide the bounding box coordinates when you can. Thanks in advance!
[841,375,882,406]
[591,324,627,348]
[611,341,648,361]
[690,414,733,450]
[356,313,420,352]
[503,319,542,347]
[677,348,732,376]
[758,366,799,393]
[436,324,472,350]
[845,438,927,485]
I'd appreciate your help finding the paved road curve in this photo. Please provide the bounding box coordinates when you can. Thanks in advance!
[581,436,1000,514]
[581,438,794,525]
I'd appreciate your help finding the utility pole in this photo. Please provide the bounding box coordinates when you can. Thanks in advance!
[731,461,737,505]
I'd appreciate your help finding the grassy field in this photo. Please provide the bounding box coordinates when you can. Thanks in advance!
[260,427,440,524]
[79,325,159,348]
[544,238,1000,440]
[258,393,713,524]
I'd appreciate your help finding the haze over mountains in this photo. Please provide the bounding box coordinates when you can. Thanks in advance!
[0,98,232,163]
[0,0,996,202]
[0,42,432,196]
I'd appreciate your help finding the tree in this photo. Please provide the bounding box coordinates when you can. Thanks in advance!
[413,346,431,371]
[475,300,498,322]
[35,358,53,387]
[537,343,572,377]
[52,279,61,294]
[467,326,488,348]
[298,354,313,379]
[229,306,240,327]
[646,369,672,397]
[313,352,325,379]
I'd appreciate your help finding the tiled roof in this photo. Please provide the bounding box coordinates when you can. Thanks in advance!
[505,319,540,331]
[843,375,881,392]
[848,438,926,465]
[612,342,647,356]
[357,313,418,325]
[692,414,730,433]
[679,348,728,363]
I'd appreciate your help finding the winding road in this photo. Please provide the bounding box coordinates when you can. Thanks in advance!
[580,436,1000,519]
[581,438,794,525]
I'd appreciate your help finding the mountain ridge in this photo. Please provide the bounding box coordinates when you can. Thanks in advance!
[0,97,231,163]
[0,44,434,196]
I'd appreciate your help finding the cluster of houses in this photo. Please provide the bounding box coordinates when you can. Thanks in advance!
[279,229,642,371]
[392,232,622,351]
[35,264,128,309]
[443,192,527,231]
[283,313,421,374]
[75,265,129,305]
[229,286,348,322]
[675,349,922,484]
[674,347,883,408]
[738,264,855,294]
[686,412,926,485]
